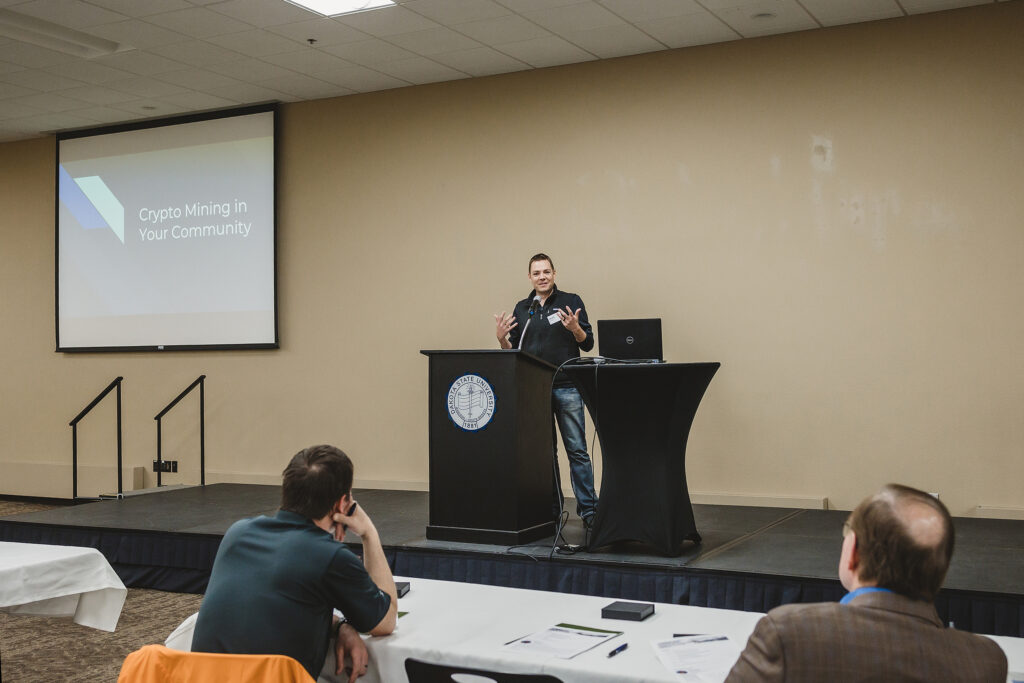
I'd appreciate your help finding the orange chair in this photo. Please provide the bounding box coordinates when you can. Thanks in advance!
[117,644,315,683]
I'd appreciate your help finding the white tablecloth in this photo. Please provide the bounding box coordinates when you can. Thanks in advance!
[0,541,126,632]
[361,577,762,683]
[166,576,1024,683]
[166,576,762,682]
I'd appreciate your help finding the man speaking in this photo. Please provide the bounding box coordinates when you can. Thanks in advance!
[494,253,597,528]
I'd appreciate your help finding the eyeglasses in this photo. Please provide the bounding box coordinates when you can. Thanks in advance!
[842,520,852,538]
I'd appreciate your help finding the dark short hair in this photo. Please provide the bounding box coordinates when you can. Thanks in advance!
[848,483,954,602]
[528,253,554,272]
[280,445,353,520]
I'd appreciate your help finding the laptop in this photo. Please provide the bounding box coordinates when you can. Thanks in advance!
[596,319,663,362]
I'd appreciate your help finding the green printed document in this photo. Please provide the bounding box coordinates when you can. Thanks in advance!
[503,623,623,659]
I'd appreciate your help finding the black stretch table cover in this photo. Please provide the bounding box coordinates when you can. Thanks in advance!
[563,362,720,555]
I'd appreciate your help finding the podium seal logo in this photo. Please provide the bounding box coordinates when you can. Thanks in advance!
[447,374,495,431]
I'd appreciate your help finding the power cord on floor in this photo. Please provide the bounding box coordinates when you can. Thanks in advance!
[552,510,585,556]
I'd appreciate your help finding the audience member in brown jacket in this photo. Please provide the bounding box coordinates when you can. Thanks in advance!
[726,483,1007,683]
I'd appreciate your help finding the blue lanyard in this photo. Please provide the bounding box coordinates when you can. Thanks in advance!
[840,586,893,605]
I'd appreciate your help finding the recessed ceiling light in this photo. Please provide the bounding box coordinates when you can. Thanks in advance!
[284,0,395,17]
[751,12,776,20]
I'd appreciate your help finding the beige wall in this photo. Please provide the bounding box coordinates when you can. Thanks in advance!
[2,3,1022,514]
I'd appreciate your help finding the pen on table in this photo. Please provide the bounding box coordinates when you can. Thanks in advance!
[607,642,628,658]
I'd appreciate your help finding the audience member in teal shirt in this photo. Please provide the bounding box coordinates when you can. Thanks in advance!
[193,445,397,682]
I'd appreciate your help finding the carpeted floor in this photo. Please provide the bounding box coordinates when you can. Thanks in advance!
[0,501,59,517]
[1,501,204,682]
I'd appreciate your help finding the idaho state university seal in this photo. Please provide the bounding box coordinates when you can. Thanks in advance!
[447,374,495,431]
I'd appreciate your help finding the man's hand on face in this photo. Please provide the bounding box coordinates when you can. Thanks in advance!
[333,499,376,541]
[334,622,369,683]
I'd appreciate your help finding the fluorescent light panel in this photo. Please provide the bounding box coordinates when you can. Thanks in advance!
[0,9,125,59]
[285,0,395,17]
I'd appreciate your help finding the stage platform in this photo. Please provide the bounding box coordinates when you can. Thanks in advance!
[1,484,1021,637]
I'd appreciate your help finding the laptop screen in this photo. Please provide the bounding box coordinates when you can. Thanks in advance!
[597,319,663,361]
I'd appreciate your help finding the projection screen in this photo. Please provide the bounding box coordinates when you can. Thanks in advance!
[56,105,277,351]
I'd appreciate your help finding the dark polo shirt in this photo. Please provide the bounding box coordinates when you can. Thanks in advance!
[507,285,594,386]
[192,510,391,679]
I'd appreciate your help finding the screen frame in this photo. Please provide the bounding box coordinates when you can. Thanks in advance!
[54,103,280,353]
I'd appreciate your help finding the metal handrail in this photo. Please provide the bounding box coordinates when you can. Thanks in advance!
[154,375,206,487]
[69,376,123,500]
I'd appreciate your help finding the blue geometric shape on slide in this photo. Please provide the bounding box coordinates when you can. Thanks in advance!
[74,175,124,244]
[58,164,108,231]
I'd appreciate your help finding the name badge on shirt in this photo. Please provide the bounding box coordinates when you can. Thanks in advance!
[547,312,562,325]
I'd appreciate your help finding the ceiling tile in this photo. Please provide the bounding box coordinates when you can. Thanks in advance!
[799,0,903,26]
[596,0,706,22]
[563,23,666,58]
[210,82,290,103]
[85,0,193,18]
[72,105,141,123]
[0,42,74,69]
[0,0,1008,143]
[260,48,355,78]
[267,17,371,46]
[798,0,902,20]
[157,68,247,92]
[0,61,25,76]
[144,7,255,39]
[317,64,410,91]
[112,99,190,117]
[495,35,596,68]
[89,20,190,49]
[1,69,81,92]
[0,80,39,98]
[107,76,188,98]
[206,0,316,28]
[256,73,354,98]
[208,58,301,82]
[42,60,132,85]
[212,29,306,58]
[93,51,188,76]
[709,1,819,38]
[9,0,126,28]
[634,11,739,48]
[148,40,247,67]
[494,0,585,11]
[11,91,86,112]
[900,0,989,13]
[320,38,419,67]
[372,55,468,84]
[430,45,530,76]
[14,111,101,132]
[335,5,441,37]
[386,26,482,55]
[452,14,551,44]
[156,90,240,109]
[0,100,45,118]
[60,85,138,105]
[521,1,627,34]
[405,0,512,24]
[698,0,768,8]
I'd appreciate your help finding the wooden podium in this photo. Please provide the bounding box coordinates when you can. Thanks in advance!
[420,349,558,544]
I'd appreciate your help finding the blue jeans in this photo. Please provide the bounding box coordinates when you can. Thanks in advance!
[552,386,597,521]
